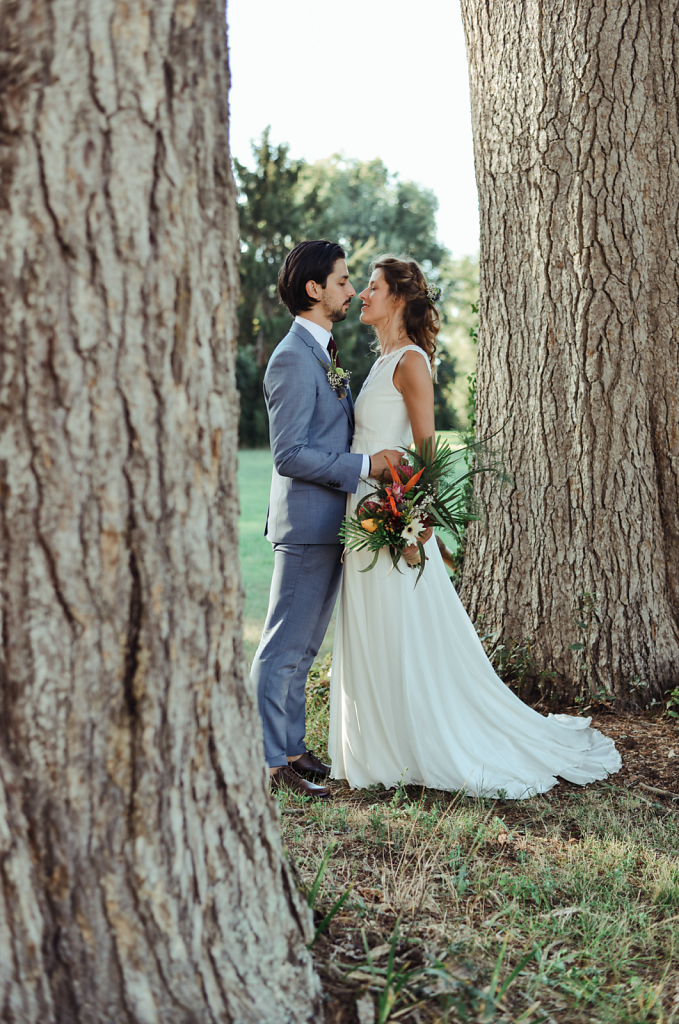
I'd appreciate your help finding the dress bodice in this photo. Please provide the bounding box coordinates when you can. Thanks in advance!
[352,345,431,454]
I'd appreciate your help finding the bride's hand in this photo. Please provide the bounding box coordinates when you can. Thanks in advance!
[403,528,433,564]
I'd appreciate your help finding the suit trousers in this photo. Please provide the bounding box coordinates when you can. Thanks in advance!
[252,543,343,767]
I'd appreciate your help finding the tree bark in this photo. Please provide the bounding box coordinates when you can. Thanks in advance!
[460,0,679,700]
[0,1,321,1020]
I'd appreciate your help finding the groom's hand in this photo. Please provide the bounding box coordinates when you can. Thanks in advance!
[368,449,403,480]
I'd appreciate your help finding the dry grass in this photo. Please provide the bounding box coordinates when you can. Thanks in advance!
[276,657,679,1023]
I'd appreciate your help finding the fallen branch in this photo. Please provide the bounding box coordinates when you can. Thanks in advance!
[637,782,679,802]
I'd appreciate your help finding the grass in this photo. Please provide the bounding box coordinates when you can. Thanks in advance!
[280,784,679,1023]
[237,448,275,663]
[278,660,679,1022]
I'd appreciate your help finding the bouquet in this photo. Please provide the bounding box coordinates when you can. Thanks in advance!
[340,435,504,583]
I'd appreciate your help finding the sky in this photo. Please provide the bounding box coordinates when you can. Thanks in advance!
[226,0,479,258]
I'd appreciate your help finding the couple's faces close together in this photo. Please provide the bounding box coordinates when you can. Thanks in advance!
[306,261,398,328]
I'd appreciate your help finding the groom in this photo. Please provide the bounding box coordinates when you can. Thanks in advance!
[251,240,401,798]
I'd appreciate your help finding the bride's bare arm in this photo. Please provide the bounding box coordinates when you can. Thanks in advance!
[393,350,435,554]
[392,349,435,447]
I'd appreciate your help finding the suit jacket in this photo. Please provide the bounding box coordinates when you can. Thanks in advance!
[263,320,363,544]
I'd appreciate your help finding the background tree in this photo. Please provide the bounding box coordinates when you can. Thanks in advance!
[235,131,463,447]
[0,1,320,1020]
[441,254,479,427]
[234,130,317,446]
[460,0,679,701]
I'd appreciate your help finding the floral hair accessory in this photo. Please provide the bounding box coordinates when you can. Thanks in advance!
[426,282,441,306]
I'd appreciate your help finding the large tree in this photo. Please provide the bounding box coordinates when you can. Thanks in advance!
[460,0,679,700]
[0,1,320,1020]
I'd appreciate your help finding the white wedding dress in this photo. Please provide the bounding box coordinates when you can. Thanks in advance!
[328,346,621,798]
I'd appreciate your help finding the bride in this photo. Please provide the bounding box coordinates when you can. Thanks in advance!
[328,255,621,798]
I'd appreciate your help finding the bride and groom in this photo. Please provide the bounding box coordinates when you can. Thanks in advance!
[250,240,621,799]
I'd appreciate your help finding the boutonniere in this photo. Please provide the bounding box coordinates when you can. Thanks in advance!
[318,352,351,400]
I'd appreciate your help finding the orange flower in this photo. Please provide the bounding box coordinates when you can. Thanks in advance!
[384,456,402,485]
[361,518,379,533]
[388,494,400,517]
[403,467,425,493]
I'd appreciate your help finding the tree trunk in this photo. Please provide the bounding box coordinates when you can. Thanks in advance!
[459,0,679,701]
[0,2,322,1020]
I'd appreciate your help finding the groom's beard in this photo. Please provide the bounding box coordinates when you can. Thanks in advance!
[323,296,352,323]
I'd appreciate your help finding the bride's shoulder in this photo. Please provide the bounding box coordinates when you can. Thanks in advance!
[392,346,433,397]
[393,345,432,380]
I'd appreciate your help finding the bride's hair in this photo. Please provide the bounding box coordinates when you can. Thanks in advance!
[371,254,440,369]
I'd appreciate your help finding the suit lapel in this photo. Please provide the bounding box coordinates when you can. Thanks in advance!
[341,388,355,426]
[290,321,354,427]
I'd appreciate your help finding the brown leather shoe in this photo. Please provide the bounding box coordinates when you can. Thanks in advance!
[270,764,331,800]
[289,749,331,781]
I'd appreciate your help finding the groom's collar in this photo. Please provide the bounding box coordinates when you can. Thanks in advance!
[293,315,331,353]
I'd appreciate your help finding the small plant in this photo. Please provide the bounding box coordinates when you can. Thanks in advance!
[486,939,541,1008]
[448,845,470,894]
[475,619,555,701]
[352,920,542,1024]
[306,840,352,948]
[489,634,536,699]
[369,804,388,845]
[663,686,679,727]
[362,919,412,1024]
[391,771,409,807]
[466,301,479,435]
[536,669,558,704]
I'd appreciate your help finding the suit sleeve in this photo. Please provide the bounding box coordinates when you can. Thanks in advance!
[264,346,363,493]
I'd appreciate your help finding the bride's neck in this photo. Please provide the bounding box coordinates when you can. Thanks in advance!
[376,319,408,356]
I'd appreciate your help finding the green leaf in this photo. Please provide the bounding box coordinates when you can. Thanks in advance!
[308,886,353,948]
[359,549,381,573]
[413,540,427,586]
[307,840,337,909]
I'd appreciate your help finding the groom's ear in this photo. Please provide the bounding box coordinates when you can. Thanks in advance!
[305,279,322,301]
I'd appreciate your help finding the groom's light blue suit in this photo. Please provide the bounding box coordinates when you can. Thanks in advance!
[251,320,363,767]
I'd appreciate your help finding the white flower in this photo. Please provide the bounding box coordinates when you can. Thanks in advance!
[401,518,425,543]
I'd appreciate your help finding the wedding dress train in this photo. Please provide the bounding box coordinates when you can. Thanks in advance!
[328,346,621,798]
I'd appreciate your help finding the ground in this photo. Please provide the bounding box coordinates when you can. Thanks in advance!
[288,671,679,1023]
[238,449,679,1024]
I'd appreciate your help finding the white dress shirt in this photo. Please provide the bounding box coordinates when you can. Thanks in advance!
[294,315,371,478]
[294,315,332,351]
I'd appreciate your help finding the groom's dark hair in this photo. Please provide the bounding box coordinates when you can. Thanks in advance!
[278,239,346,316]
